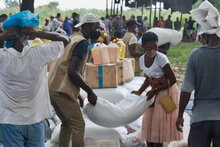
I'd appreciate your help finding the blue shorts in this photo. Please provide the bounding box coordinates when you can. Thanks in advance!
[0,121,45,147]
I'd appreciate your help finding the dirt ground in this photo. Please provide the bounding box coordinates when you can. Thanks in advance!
[173,66,185,88]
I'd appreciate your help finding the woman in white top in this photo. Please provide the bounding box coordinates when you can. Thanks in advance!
[132,32,182,147]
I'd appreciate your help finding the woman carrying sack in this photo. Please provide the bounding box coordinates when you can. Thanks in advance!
[132,32,182,147]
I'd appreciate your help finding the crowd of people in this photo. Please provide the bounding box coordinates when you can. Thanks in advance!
[0,11,200,44]
[0,0,220,147]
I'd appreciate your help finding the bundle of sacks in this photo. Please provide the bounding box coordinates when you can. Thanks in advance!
[138,27,182,47]
[190,0,220,37]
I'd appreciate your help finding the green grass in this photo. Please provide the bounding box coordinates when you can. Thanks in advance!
[168,42,201,67]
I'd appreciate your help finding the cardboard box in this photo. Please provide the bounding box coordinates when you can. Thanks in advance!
[117,58,135,85]
[134,43,142,73]
[134,57,141,73]
[85,63,118,88]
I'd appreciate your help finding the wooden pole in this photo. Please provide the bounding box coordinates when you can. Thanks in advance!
[106,0,109,16]
[153,0,157,25]
[149,0,153,28]
[110,0,113,15]
[141,0,144,17]
[159,0,162,18]
[180,13,183,28]
[120,0,124,17]
[116,3,119,16]
[113,0,116,15]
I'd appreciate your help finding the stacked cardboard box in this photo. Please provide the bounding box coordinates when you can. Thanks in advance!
[85,58,135,88]
[84,63,118,88]
[117,58,135,85]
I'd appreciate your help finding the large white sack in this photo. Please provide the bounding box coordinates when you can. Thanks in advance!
[50,123,60,144]
[45,140,58,147]
[85,118,127,140]
[127,116,142,132]
[50,123,72,146]
[138,28,182,46]
[83,94,155,128]
[121,77,146,92]
[190,0,220,37]
[190,0,219,29]
[80,86,129,104]
[85,140,120,147]
[147,28,182,46]
[183,112,190,142]
[50,119,125,142]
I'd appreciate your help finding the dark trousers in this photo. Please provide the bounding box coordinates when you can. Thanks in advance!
[189,121,220,147]
[0,41,4,48]
[50,91,85,147]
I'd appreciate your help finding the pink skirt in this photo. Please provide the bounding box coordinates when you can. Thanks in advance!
[140,84,183,143]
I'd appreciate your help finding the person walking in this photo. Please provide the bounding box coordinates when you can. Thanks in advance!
[176,1,220,147]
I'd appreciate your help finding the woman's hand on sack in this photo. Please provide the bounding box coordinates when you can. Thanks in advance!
[2,28,18,40]
[88,91,97,106]
[131,90,141,96]
[21,26,38,36]
[176,116,184,132]
[147,89,156,100]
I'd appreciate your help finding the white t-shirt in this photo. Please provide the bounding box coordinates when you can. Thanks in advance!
[139,52,169,78]
[0,41,64,125]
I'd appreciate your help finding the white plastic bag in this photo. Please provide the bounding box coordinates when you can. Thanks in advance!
[83,94,155,128]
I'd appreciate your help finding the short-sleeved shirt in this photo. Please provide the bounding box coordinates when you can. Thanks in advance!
[72,40,89,60]
[139,52,169,78]
[181,45,220,124]
[0,41,64,125]
[129,35,138,45]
